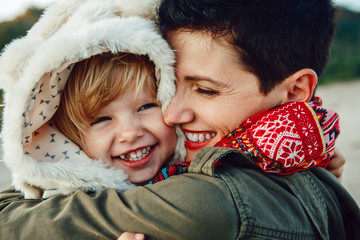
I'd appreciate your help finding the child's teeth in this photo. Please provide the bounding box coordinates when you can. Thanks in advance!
[136,150,142,157]
[116,147,153,161]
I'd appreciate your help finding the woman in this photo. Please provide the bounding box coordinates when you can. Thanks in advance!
[119,0,360,239]
[1,0,358,239]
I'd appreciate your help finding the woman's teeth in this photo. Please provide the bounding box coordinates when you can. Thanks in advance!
[117,146,152,161]
[185,132,216,142]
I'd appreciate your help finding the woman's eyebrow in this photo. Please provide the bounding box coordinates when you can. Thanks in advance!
[184,75,230,88]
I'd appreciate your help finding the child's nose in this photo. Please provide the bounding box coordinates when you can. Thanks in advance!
[115,118,143,143]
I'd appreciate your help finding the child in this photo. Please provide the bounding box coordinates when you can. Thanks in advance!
[0,0,185,199]
[51,52,178,185]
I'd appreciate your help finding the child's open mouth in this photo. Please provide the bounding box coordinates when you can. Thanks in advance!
[112,146,154,161]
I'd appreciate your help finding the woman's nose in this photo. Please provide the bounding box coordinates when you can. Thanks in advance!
[115,118,143,143]
[164,93,194,126]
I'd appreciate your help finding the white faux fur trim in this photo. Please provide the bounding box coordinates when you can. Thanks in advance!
[0,0,186,199]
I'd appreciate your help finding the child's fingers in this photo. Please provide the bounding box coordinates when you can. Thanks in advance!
[118,232,145,240]
[327,148,346,181]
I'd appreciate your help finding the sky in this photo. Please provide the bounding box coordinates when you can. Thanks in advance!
[1,0,360,22]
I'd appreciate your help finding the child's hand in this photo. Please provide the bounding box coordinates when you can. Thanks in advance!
[118,232,145,240]
[327,148,345,181]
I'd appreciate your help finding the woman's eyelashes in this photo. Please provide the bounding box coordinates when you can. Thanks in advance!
[91,116,111,126]
[195,87,220,96]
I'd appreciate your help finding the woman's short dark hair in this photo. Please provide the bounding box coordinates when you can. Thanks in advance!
[158,0,336,94]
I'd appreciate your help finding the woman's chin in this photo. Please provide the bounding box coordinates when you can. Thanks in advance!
[185,150,198,162]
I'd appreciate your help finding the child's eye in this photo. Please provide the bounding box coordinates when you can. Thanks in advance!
[138,103,158,112]
[195,88,219,96]
[91,116,111,126]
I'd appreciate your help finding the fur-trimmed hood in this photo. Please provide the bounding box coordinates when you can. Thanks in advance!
[0,0,185,199]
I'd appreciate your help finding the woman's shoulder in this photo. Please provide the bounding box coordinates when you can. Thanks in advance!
[188,146,360,238]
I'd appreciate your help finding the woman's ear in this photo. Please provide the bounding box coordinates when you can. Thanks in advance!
[284,68,318,103]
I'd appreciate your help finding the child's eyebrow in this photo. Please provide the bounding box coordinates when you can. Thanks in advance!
[184,75,230,88]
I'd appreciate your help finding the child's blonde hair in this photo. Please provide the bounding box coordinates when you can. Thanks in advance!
[52,52,157,151]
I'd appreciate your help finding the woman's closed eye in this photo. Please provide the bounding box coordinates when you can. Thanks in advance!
[91,116,111,126]
[138,103,159,112]
[195,87,220,96]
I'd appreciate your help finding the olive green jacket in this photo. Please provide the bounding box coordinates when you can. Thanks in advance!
[1,147,359,239]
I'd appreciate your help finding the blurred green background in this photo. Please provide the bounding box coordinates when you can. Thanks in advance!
[1,6,360,84]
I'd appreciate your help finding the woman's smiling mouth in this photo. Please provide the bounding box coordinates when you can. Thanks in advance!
[184,132,216,142]
[183,130,217,151]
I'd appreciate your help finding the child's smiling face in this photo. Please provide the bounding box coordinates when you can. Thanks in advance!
[82,87,177,184]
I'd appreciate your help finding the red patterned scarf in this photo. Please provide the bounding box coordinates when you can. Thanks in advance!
[215,97,340,174]
[148,162,189,184]
[149,97,340,183]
